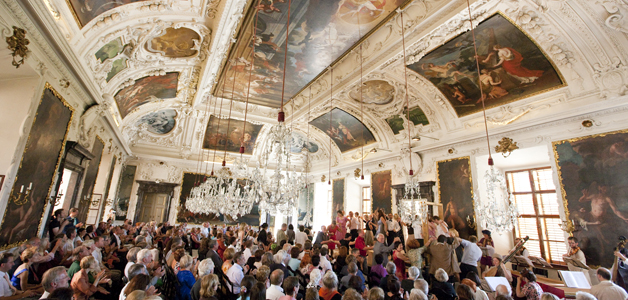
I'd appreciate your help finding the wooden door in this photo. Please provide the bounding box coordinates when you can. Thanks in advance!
[139,193,168,223]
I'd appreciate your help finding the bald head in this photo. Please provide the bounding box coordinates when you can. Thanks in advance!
[270,269,284,285]
[496,284,510,296]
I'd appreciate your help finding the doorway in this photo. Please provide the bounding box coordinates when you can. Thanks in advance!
[138,193,168,223]
[53,168,82,213]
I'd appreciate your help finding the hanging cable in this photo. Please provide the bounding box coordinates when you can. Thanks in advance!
[466,0,492,165]
[240,0,262,155]
[328,26,333,185]
[357,12,365,180]
[278,0,293,122]
[399,9,413,176]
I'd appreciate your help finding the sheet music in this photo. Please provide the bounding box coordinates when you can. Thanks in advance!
[485,277,512,294]
[559,270,591,289]
[513,255,534,267]
[564,257,590,270]
[529,256,553,268]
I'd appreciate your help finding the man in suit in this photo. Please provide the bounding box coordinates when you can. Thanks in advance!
[207,239,223,274]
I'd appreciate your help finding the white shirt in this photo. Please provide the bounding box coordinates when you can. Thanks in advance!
[226,264,244,294]
[474,288,489,300]
[387,219,401,232]
[92,248,104,268]
[113,233,121,247]
[566,249,587,271]
[412,220,423,239]
[459,239,482,266]
[200,227,209,238]
[120,282,129,300]
[266,284,285,300]
[243,248,252,262]
[350,217,360,230]
[0,270,13,297]
[40,291,50,299]
[320,256,332,274]
[295,231,308,246]
[591,280,628,300]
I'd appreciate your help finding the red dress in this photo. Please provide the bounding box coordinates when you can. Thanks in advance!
[500,47,544,79]
[393,250,406,279]
[327,226,338,251]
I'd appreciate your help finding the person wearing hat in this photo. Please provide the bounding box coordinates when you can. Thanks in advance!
[478,230,494,274]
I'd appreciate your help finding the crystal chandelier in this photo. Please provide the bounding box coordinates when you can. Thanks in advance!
[398,174,428,224]
[473,166,518,233]
[464,0,519,234]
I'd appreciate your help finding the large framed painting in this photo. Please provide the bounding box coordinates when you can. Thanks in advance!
[114,165,136,221]
[407,13,565,117]
[0,83,74,249]
[309,108,376,152]
[437,157,475,239]
[77,137,105,222]
[371,170,392,214]
[114,72,179,119]
[136,109,177,134]
[177,172,221,224]
[332,178,345,217]
[224,203,260,226]
[298,186,314,226]
[66,0,149,28]
[215,0,405,108]
[202,116,264,155]
[553,129,628,267]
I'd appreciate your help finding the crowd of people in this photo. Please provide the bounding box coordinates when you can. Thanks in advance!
[0,207,625,300]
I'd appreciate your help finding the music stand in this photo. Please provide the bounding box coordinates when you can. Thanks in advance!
[564,257,590,270]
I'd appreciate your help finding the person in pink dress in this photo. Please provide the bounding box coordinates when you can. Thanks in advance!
[335,210,349,241]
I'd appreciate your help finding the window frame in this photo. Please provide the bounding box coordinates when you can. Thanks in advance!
[506,166,566,266]
[362,186,371,214]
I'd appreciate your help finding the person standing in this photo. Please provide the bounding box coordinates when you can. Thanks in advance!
[286,224,295,245]
[48,209,70,241]
[349,212,359,241]
[277,224,288,246]
[66,208,84,230]
[424,235,460,282]
[295,225,308,246]
[458,235,482,279]
[373,233,400,266]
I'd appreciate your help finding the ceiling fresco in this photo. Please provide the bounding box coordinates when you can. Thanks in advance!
[114,72,179,119]
[202,116,264,155]
[215,0,405,108]
[146,27,201,58]
[287,131,319,153]
[309,108,376,153]
[95,37,124,63]
[407,13,565,117]
[349,80,395,105]
[136,109,177,135]
[66,0,150,28]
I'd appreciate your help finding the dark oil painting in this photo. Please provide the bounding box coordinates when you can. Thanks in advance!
[371,170,392,214]
[309,108,376,152]
[553,130,628,267]
[202,116,264,155]
[67,0,149,28]
[114,72,179,119]
[0,84,73,248]
[332,178,345,218]
[215,0,404,108]
[177,173,220,224]
[146,27,200,58]
[77,138,104,222]
[407,13,564,117]
[437,157,474,239]
[114,165,136,221]
[224,203,260,226]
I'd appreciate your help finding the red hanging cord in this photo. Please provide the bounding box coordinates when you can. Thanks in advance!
[400,10,413,176]
[223,58,239,166]
[328,27,333,185]
[240,0,262,155]
[357,13,365,180]
[278,0,293,122]
[466,0,493,165]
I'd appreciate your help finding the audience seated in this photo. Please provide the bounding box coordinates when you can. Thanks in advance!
[431,268,456,300]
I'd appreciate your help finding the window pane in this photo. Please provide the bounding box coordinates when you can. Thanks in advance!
[533,169,556,191]
[514,194,535,215]
[548,241,566,263]
[524,239,542,258]
[538,193,560,215]
[517,217,539,240]
[543,218,566,242]
[363,200,371,213]
[508,171,532,193]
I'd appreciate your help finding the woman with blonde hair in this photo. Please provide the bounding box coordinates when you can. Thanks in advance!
[10,247,38,291]
[200,274,219,300]
[71,256,109,300]
[222,248,236,273]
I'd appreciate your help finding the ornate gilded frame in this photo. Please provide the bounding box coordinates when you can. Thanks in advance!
[436,156,474,217]
[0,82,75,250]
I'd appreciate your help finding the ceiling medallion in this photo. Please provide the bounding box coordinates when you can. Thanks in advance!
[494,137,519,158]
[6,26,29,68]
[582,120,593,127]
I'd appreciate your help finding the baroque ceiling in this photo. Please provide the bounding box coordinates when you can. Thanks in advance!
[18,0,628,174]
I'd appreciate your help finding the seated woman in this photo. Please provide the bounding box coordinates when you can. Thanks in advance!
[370,254,388,286]
[516,268,543,300]
[200,274,220,300]
[333,246,348,273]
[222,248,235,274]
[319,271,341,300]
[178,255,196,300]
[482,254,512,283]
[70,256,109,300]
[431,268,457,300]
[11,247,38,291]
[302,255,321,276]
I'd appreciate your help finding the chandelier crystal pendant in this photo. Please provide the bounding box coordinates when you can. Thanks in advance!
[473,165,519,233]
